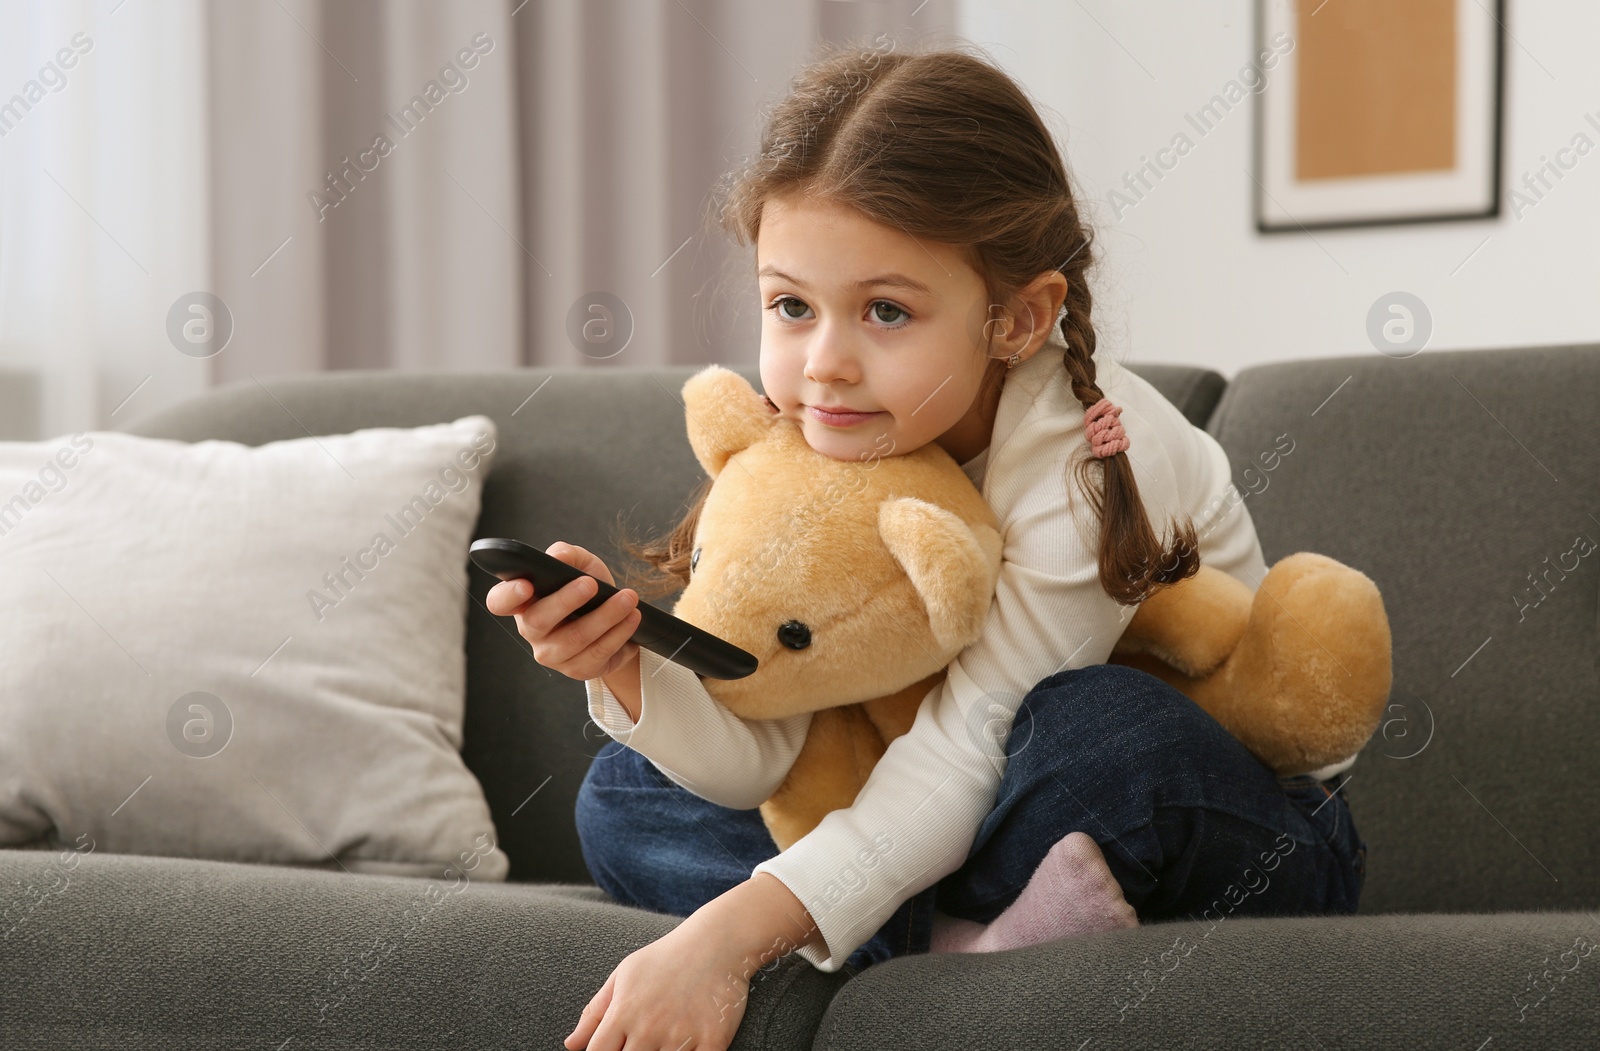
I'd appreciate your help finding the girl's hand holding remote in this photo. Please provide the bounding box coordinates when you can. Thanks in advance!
[484,541,643,683]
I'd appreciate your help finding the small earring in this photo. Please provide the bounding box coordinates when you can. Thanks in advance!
[1006,353,1021,369]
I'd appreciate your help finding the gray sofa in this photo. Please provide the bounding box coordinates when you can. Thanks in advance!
[4,343,1597,1049]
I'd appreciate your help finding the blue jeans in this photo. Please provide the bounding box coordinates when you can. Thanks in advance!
[574,664,1368,975]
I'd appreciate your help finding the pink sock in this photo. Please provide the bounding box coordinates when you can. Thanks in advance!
[928,831,1139,954]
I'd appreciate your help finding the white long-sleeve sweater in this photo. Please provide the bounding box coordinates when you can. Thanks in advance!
[584,327,1338,972]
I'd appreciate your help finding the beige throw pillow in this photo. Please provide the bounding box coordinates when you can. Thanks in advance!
[0,415,508,881]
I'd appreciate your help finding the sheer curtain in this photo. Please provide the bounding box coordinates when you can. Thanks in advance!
[0,0,955,440]
[204,0,523,387]
[0,0,211,441]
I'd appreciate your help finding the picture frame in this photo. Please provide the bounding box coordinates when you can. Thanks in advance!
[1253,0,1505,232]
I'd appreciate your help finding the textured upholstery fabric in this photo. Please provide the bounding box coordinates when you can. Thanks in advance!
[0,848,850,1050]
[813,911,1600,1048]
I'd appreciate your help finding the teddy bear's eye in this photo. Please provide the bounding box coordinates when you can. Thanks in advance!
[690,547,701,573]
[777,620,811,651]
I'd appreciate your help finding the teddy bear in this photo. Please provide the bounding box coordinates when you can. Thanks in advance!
[668,365,1004,852]
[668,365,1391,852]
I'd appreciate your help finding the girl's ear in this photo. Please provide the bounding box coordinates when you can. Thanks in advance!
[680,365,782,479]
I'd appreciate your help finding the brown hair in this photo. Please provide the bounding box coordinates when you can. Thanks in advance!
[616,39,1198,607]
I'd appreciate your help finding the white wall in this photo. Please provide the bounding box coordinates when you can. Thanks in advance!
[957,1,1600,378]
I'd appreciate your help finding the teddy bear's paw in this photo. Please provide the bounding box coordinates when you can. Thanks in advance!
[1213,554,1392,778]
[1254,553,1391,705]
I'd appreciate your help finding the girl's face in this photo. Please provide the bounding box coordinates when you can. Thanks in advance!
[756,193,1023,465]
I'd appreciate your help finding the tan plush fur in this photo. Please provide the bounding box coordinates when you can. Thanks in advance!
[672,365,1392,851]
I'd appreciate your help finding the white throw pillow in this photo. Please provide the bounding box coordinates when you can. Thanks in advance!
[0,415,509,881]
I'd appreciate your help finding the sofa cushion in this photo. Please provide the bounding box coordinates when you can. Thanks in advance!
[813,911,1600,1049]
[0,847,849,1050]
[115,360,1220,886]
[0,416,509,880]
[1204,342,1600,914]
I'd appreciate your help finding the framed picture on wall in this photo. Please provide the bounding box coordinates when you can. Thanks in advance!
[1254,0,1505,231]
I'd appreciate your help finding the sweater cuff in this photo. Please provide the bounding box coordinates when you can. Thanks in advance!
[584,647,705,751]
[750,850,873,973]
[584,668,641,740]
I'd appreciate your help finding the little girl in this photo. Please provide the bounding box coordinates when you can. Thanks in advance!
[489,40,1366,1051]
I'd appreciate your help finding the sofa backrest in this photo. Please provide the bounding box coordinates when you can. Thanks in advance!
[1205,342,1599,915]
[117,360,1222,884]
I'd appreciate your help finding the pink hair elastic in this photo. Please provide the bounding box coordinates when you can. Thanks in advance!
[1084,398,1129,458]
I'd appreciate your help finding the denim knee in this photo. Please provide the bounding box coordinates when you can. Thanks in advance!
[574,740,785,918]
[1006,664,1188,763]
[997,663,1269,807]
[1007,663,1153,737]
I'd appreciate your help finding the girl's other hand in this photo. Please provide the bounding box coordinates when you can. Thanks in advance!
[564,911,755,1051]
[484,542,642,681]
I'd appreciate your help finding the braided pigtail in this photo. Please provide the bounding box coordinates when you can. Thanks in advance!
[1058,265,1200,606]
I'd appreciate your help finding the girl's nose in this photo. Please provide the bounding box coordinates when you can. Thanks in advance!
[803,329,861,385]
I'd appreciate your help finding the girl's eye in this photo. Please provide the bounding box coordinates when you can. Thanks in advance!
[870,301,908,325]
[769,296,811,321]
[765,296,911,328]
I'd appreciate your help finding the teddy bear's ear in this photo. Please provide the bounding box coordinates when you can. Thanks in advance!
[878,498,1004,652]
[681,364,781,478]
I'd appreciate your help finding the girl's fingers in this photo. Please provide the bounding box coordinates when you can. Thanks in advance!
[565,971,617,1050]
[583,602,643,670]
[497,542,639,678]
[486,579,534,616]
[524,576,599,639]
[550,541,616,587]
[552,589,639,670]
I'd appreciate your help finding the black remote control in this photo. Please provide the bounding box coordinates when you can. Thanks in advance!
[469,537,758,680]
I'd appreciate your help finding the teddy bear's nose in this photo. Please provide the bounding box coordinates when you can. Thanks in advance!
[777,620,812,650]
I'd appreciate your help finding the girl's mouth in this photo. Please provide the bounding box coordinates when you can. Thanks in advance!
[808,406,882,427]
